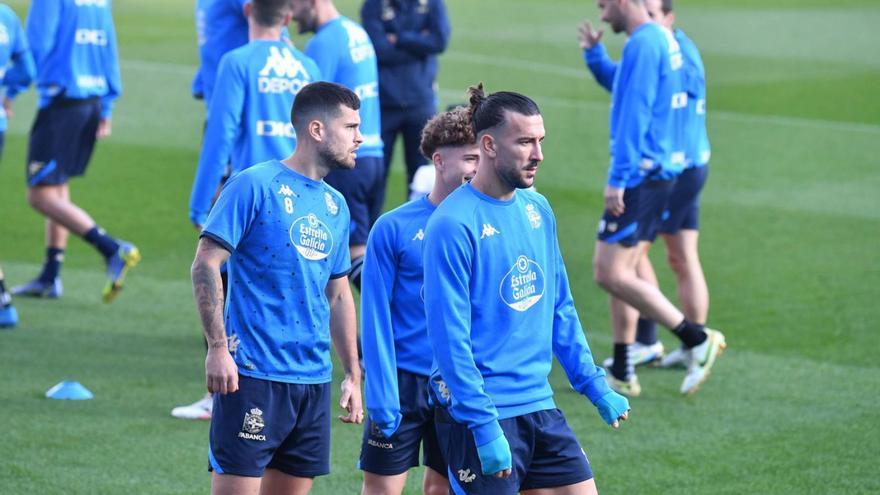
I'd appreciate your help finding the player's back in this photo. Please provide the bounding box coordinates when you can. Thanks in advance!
[222,40,320,174]
[199,0,248,103]
[675,29,710,167]
[306,17,382,157]
[25,0,120,104]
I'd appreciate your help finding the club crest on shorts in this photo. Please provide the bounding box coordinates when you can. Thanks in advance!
[290,213,334,260]
[525,203,542,229]
[499,255,545,312]
[458,468,476,483]
[238,407,267,441]
[324,192,339,216]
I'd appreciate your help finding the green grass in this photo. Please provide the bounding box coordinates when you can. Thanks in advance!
[1,0,879,493]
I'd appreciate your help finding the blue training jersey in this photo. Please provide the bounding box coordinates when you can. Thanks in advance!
[0,4,35,132]
[423,184,609,447]
[189,40,321,226]
[305,16,383,158]
[605,22,686,187]
[196,0,248,106]
[201,160,352,384]
[25,0,121,118]
[361,196,436,435]
[676,29,710,167]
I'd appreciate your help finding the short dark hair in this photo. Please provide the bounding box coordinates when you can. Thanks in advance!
[661,0,673,15]
[290,82,361,133]
[419,106,476,159]
[466,83,541,135]
[251,0,291,28]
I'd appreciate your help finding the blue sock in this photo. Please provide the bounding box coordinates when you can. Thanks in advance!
[636,318,658,345]
[38,248,65,283]
[84,226,120,260]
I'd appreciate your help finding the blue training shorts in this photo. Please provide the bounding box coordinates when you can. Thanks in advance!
[358,369,446,477]
[324,155,386,246]
[660,165,708,234]
[596,178,675,246]
[26,97,102,187]
[208,375,331,478]
[436,408,593,494]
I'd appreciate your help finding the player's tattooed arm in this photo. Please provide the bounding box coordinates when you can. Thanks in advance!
[192,237,238,394]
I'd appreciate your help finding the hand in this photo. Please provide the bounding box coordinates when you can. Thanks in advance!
[96,118,112,139]
[578,20,603,50]
[476,435,513,478]
[338,374,364,424]
[594,391,630,428]
[386,33,398,44]
[3,97,14,120]
[205,346,238,394]
[604,185,625,216]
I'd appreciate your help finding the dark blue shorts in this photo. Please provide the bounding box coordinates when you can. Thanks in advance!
[26,97,102,187]
[436,408,592,494]
[596,178,675,246]
[208,375,331,478]
[359,369,446,477]
[324,155,385,246]
[660,165,708,234]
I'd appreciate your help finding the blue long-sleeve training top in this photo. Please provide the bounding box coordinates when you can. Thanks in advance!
[196,0,247,106]
[189,40,321,226]
[25,0,121,118]
[600,22,686,188]
[361,0,450,110]
[423,184,609,447]
[0,4,35,132]
[305,16,383,158]
[361,195,436,435]
[675,29,710,167]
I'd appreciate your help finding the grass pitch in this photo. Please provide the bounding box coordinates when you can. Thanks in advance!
[1,0,878,493]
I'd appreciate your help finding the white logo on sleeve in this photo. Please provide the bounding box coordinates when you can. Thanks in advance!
[290,213,334,260]
[324,192,339,216]
[499,255,545,312]
[525,203,542,229]
[480,223,500,239]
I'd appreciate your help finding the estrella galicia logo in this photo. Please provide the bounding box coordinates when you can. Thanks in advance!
[290,213,334,261]
[238,407,267,441]
[499,255,545,312]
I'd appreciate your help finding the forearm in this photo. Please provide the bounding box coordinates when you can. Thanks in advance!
[329,284,361,381]
[191,258,226,349]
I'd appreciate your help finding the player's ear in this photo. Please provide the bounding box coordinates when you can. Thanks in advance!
[308,119,324,141]
[431,151,443,170]
[242,1,251,18]
[481,134,496,158]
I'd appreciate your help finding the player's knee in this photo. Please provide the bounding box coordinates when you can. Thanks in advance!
[593,260,617,291]
[26,188,49,212]
[423,482,447,495]
[666,249,687,274]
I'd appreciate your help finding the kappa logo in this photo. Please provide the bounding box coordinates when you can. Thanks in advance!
[259,46,309,79]
[458,469,476,483]
[278,184,294,197]
[324,192,339,216]
[238,408,267,441]
[480,223,500,239]
[342,20,375,63]
[525,203,542,229]
[412,229,425,241]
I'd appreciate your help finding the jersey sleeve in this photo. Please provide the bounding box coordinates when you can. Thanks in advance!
[189,52,247,226]
[3,16,35,99]
[360,0,420,66]
[24,0,60,70]
[395,0,451,57]
[100,11,122,119]
[330,200,352,278]
[305,33,340,82]
[607,37,661,188]
[424,214,503,448]
[200,171,261,252]
[360,217,403,436]
[583,42,617,93]
[545,208,612,403]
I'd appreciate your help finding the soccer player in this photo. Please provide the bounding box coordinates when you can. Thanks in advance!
[14,0,139,304]
[581,0,712,371]
[583,0,724,396]
[290,0,384,290]
[359,106,478,495]
[192,81,363,494]
[174,0,322,422]
[361,0,451,196]
[0,3,36,329]
[423,84,630,494]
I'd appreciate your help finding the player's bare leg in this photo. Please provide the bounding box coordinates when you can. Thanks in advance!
[259,469,314,495]
[662,230,708,323]
[522,478,598,495]
[361,471,407,495]
[211,472,261,495]
[422,467,447,495]
[28,184,96,236]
